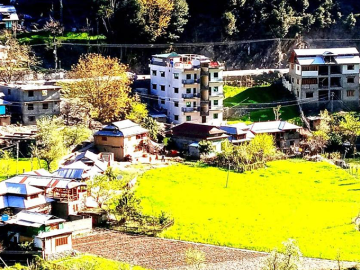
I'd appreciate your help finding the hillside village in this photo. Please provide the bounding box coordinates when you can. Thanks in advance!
[1,1,360,270]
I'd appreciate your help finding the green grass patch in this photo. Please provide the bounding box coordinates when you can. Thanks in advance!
[0,158,47,181]
[52,254,149,270]
[18,32,107,44]
[137,160,360,261]
[223,84,294,107]
[224,84,300,123]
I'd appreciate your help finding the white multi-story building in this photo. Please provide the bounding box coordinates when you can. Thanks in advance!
[149,52,224,125]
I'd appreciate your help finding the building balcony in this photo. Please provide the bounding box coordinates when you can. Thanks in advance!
[209,92,224,97]
[209,106,223,111]
[182,93,200,99]
[209,78,224,83]
[182,79,200,85]
[182,107,200,113]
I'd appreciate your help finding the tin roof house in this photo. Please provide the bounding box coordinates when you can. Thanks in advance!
[0,182,51,215]
[94,120,149,161]
[4,210,73,258]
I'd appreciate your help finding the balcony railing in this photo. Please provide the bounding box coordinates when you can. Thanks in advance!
[209,106,223,111]
[182,107,200,113]
[182,79,200,85]
[182,93,200,99]
[210,92,224,97]
[209,78,224,83]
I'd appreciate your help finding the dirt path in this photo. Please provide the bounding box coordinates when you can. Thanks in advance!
[73,229,358,270]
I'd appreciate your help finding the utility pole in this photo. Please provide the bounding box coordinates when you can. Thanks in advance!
[330,92,334,112]
[16,141,19,175]
[225,163,230,188]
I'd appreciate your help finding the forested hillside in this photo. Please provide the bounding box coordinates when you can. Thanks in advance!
[14,0,360,70]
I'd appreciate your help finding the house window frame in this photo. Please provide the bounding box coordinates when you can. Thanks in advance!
[160,85,165,91]
[160,71,165,77]
[102,136,107,141]
[174,115,179,121]
[55,236,68,247]
[152,70,157,76]
[347,90,355,97]
[152,84,157,90]
[174,101,179,107]
[214,113,218,119]
[347,77,355,83]
[174,87,179,93]
[306,92,314,98]
[42,103,49,110]
[28,91,34,97]
[347,65,355,70]
[28,104,34,111]
[173,73,179,79]
[186,115,191,121]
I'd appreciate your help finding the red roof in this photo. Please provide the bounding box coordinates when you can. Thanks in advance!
[172,123,226,139]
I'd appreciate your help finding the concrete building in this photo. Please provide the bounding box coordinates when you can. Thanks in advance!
[94,120,149,161]
[149,52,224,125]
[0,83,61,125]
[288,48,360,111]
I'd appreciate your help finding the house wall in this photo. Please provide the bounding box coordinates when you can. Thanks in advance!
[94,136,124,161]
[64,216,92,236]
[0,115,10,126]
[35,234,72,256]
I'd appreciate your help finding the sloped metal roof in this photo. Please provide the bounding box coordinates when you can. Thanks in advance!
[294,48,359,56]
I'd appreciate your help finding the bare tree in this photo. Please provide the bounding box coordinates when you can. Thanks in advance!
[43,18,64,69]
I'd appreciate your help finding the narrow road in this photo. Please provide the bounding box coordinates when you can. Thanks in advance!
[73,229,357,270]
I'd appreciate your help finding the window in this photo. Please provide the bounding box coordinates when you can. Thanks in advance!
[7,89,10,95]
[55,237,68,247]
[297,66,300,71]
[160,71,165,77]
[193,88,196,93]
[194,74,197,80]
[302,78,317,85]
[306,92,314,98]
[28,104,34,110]
[186,74,191,80]
[186,88,191,94]
[348,65,355,70]
[297,79,300,84]
[214,72,219,78]
[102,136,107,141]
[214,113,218,119]
[28,91,34,97]
[186,116,191,121]
[160,85,165,91]
[161,99,165,104]
[28,116,35,122]
[302,66,317,71]
[347,90,355,97]
[214,100,219,106]
[174,87,179,93]
[291,78,294,83]
[213,86,219,92]
[347,77,355,83]
[291,64,294,70]
[152,84,157,90]
[174,115,179,121]
[173,73,179,79]
[42,103,48,110]
[42,90,47,96]
[152,70,157,76]
[174,101,179,107]
[29,194,39,199]
[186,101,191,107]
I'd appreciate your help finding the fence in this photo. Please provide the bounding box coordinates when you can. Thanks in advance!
[64,216,92,236]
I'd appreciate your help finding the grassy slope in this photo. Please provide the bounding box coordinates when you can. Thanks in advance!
[223,85,299,123]
[137,160,360,261]
[17,32,106,44]
[0,158,47,181]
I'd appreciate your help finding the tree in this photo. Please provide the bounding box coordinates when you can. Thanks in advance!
[222,11,237,36]
[198,140,214,157]
[339,113,360,156]
[43,18,64,69]
[0,36,38,83]
[115,190,143,222]
[142,116,159,141]
[63,53,141,123]
[273,105,282,121]
[35,116,91,170]
[262,239,302,270]
[166,0,189,41]
[344,13,356,30]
